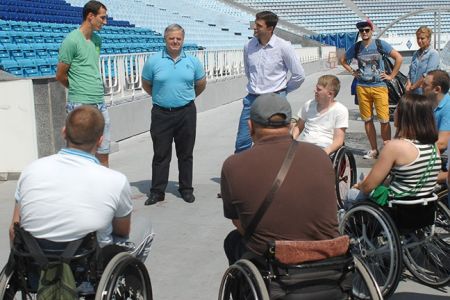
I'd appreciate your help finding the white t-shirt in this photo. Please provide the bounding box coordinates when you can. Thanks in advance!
[15,148,133,247]
[297,99,349,148]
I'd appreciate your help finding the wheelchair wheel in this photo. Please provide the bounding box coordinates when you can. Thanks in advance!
[402,228,450,286]
[334,148,357,209]
[218,259,269,300]
[95,252,152,300]
[352,256,383,300]
[436,196,450,247]
[339,202,402,298]
[0,266,37,300]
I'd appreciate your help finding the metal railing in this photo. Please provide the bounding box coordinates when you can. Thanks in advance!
[99,46,333,105]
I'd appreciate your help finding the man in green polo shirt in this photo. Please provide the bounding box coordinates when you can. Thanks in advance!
[56,1,110,167]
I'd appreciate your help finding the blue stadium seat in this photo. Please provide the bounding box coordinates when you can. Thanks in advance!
[34,43,49,58]
[17,58,39,77]
[0,59,22,77]
[35,58,53,76]
[0,31,12,44]
[46,57,58,74]
[47,44,59,58]
[0,44,10,62]
[5,44,24,59]
[21,44,37,59]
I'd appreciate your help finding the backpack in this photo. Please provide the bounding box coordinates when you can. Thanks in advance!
[14,226,83,300]
[38,262,78,300]
[354,39,407,105]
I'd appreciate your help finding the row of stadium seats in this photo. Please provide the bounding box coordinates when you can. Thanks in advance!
[65,0,252,49]
[1,57,57,77]
[0,0,132,26]
[354,0,450,35]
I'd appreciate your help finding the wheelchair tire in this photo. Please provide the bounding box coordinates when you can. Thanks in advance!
[218,259,269,300]
[339,202,402,298]
[95,252,152,300]
[353,257,383,300]
[436,197,450,247]
[0,266,36,300]
[334,148,357,209]
[402,227,450,287]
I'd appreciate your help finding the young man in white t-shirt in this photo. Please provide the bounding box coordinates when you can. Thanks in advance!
[292,75,349,155]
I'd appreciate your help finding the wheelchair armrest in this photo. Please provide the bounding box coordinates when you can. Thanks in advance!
[387,193,438,207]
[270,235,350,265]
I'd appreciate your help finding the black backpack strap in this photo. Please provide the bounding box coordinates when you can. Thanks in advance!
[354,41,362,69]
[14,224,49,268]
[354,41,362,59]
[60,238,84,262]
[243,141,299,241]
[375,39,386,56]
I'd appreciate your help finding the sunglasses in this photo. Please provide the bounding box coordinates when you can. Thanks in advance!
[359,28,371,33]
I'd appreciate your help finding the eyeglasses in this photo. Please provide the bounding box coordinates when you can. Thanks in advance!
[359,28,371,33]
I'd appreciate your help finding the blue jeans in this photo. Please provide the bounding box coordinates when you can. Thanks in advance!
[234,91,287,153]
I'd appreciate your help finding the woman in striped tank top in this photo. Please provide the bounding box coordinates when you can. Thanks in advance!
[347,93,441,203]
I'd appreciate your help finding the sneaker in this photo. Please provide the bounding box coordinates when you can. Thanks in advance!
[363,149,378,159]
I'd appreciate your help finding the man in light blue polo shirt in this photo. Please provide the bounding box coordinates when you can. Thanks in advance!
[141,24,206,205]
[423,70,450,152]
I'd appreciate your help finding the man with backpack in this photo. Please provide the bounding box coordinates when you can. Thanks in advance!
[341,20,403,159]
[9,105,132,246]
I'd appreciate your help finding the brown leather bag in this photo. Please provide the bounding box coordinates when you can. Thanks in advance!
[273,235,350,265]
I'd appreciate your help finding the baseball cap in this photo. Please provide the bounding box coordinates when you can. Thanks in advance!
[250,93,291,127]
[356,19,373,30]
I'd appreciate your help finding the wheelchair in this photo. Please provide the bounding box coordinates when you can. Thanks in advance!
[340,194,450,298]
[435,184,450,246]
[0,225,154,299]
[218,236,382,300]
[331,146,357,207]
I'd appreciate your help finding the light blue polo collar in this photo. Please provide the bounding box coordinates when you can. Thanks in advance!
[59,148,100,164]
[162,48,187,62]
[436,93,450,111]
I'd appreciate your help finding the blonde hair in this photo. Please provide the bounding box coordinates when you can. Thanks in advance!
[416,26,432,38]
[317,75,340,97]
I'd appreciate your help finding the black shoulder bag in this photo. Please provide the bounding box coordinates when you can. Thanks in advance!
[375,39,408,106]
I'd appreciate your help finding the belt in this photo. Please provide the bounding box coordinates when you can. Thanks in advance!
[249,88,287,97]
[153,101,193,112]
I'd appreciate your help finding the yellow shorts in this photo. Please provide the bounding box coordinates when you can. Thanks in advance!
[356,86,390,123]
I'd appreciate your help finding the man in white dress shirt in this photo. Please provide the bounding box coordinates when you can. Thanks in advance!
[234,11,305,153]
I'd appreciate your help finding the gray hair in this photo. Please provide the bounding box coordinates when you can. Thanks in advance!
[164,24,185,37]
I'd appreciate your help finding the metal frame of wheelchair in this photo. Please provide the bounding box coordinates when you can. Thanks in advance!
[218,255,382,300]
[331,146,357,206]
[340,194,450,298]
[0,234,153,300]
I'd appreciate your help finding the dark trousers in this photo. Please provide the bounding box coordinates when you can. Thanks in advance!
[150,101,197,195]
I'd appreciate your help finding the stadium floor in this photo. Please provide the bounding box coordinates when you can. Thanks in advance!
[0,66,448,299]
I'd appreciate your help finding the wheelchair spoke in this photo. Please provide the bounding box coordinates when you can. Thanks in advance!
[340,203,402,298]
[403,229,450,286]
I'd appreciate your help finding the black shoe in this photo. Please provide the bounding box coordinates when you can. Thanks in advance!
[180,190,195,203]
[145,193,164,206]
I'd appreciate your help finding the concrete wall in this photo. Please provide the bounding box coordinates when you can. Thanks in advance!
[0,59,328,176]
[32,78,66,158]
[0,79,38,175]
